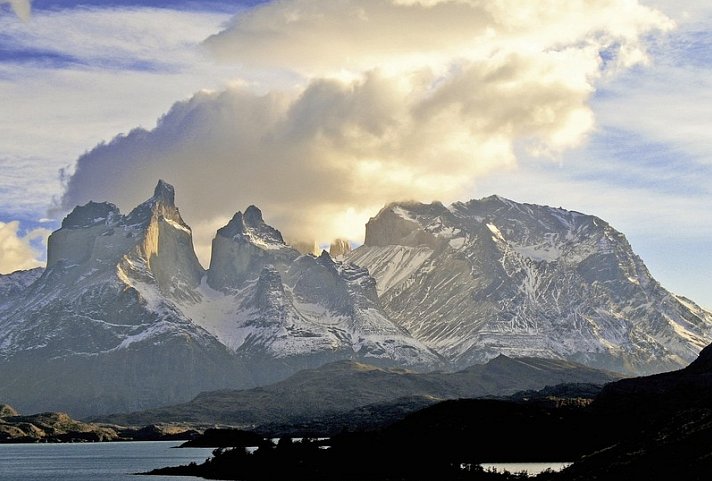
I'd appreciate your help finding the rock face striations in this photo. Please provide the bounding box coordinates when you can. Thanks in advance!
[347,197,712,374]
[189,206,441,383]
[1,184,711,417]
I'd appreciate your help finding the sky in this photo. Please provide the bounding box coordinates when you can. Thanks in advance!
[0,0,709,309]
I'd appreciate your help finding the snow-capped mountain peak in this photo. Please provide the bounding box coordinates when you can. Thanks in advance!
[153,178,175,204]
[217,205,287,249]
[207,206,300,291]
[123,178,188,230]
[348,196,712,375]
[60,201,120,229]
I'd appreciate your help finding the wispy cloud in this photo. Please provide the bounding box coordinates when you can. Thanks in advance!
[0,7,228,74]
[594,50,712,164]
[30,1,264,14]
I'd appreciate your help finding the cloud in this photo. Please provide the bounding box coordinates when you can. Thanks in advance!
[0,6,243,222]
[58,0,673,263]
[0,221,49,273]
[1,0,31,21]
[205,0,671,77]
[593,32,712,163]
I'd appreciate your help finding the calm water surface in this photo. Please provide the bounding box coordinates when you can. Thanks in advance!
[479,462,572,475]
[0,441,213,481]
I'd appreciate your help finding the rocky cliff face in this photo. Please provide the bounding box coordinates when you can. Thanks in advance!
[207,206,300,291]
[0,181,248,417]
[347,196,712,375]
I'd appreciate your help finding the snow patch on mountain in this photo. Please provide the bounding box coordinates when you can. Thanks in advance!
[346,245,434,296]
[178,277,255,351]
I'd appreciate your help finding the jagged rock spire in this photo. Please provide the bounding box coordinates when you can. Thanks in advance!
[153,179,175,206]
[216,205,285,245]
[60,201,120,229]
[243,205,263,225]
[48,180,204,298]
[208,206,299,291]
[124,180,184,228]
[329,239,352,258]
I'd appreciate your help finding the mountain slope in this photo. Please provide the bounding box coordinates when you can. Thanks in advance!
[347,196,712,375]
[0,268,42,307]
[549,342,712,481]
[98,355,618,427]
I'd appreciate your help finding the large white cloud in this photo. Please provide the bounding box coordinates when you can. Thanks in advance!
[205,0,670,77]
[58,0,673,263]
[0,221,49,274]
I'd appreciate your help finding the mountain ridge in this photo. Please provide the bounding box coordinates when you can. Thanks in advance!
[95,354,619,428]
[1,181,710,417]
[347,197,712,374]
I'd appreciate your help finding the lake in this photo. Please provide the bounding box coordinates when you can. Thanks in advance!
[0,441,213,481]
[479,462,573,475]
[0,442,574,480]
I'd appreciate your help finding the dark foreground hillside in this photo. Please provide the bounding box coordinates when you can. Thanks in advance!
[146,344,712,481]
[540,343,712,481]
[146,396,607,480]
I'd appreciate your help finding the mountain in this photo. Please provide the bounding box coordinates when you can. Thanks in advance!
[346,197,712,374]
[179,204,441,384]
[0,181,250,417]
[0,182,438,416]
[592,342,712,420]
[2,185,710,417]
[549,342,712,480]
[97,355,618,428]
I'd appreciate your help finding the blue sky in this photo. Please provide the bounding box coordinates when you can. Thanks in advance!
[0,0,710,309]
